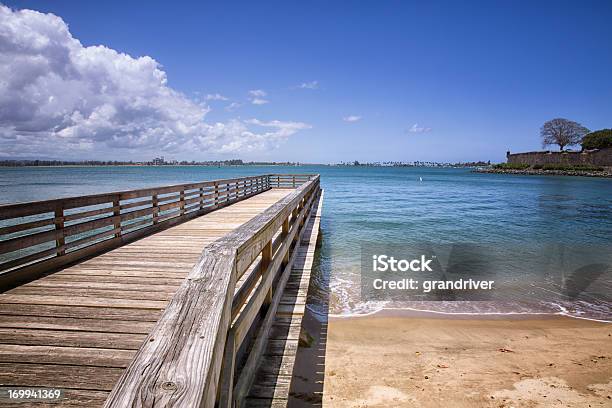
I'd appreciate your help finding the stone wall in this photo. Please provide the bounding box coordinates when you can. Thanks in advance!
[507,148,612,167]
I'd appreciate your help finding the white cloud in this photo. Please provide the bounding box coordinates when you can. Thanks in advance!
[0,6,305,158]
[343,115,362,122]
[205,93,228,101]
[408,123,432,133]
[225,102,242,111]
[295,80,319,90]
[248,89,267,97]
[246,118,311,135]
[248,89,269,105]
[194,119,310,153]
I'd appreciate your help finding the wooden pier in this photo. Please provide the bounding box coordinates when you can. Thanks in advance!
[0,174,323,407]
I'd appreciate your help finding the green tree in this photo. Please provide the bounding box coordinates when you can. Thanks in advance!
[581,129,612,150]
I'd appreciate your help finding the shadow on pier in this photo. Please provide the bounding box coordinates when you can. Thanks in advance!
[288,232,329,407]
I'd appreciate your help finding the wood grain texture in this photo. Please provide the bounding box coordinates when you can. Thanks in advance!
[0,175,275,284]
[0,187,292,407]
[105,176,319,408]
[244,191,323,408]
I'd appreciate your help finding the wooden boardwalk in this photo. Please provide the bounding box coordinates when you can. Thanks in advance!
[0,188,291,407]
[246,192,323,407]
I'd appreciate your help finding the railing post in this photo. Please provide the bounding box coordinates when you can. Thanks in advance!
[113,196,121,238]
[214,181,219,208]
[291,206,299,247]
[282,217,290,267]
[292,176,296,188]
[54,205,65,256]
[262,240,273,308]
[217,334,236,408]
[199,187,204,210]
[226,183,230,203]
[180,190,186,216]
[152,194,159,224]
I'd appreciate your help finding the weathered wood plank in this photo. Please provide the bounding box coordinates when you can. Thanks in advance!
[103,249,237,407]
[0,315,154,334]
[104,178,318,408]
[0,344,134,367]
[11,286,175,301]
[0,174,274,281]
[25,280,179,292]
[40,275,185,286]
[0,177,316,408]
[0,363,123,391]
[0,303,161,321]
[0,328,144,349]
[234,187,319,406]
[245,191,323,406]
[0,294,167,309]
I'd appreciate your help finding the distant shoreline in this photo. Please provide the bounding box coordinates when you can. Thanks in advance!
[474,168,612,178]
[0,164,318,168]
[0,163,487,169]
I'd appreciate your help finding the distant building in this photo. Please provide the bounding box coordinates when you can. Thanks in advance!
[152,156,165,165]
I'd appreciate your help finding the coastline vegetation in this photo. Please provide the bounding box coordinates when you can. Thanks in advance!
[582,129,612,150]
[494,162,605,172]
[493,163,530,170]
[534,164,604,171]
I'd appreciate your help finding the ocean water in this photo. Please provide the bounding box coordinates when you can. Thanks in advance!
[1,165,611,321]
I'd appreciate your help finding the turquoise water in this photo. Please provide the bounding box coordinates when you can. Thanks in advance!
[1,166,611,320]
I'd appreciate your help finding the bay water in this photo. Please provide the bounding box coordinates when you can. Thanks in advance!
[1,165,610,321]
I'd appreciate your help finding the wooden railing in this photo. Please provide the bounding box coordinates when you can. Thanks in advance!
[0,174,315,289]
[104,175,321,408]
[269,173,315,188]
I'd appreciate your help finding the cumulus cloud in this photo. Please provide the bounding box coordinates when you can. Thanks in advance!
[205,93,228,101]
[295,80,319,90]
[191,119,309,153]
[343,115,362,122]
[407,123,432,133]
[0,6,306,158]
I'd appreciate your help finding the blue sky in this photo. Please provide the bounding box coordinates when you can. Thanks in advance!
[2,1,611,163]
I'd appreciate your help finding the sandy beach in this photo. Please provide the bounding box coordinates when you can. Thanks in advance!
[319,313,612,407]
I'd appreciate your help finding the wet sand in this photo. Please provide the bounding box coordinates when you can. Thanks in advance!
[321,313,612,407]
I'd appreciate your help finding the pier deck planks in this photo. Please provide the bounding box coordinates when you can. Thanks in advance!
[0,189,290,407]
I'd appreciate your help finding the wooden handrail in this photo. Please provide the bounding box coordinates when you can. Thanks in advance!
[103,175,321,408]
[0,174,316,289]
